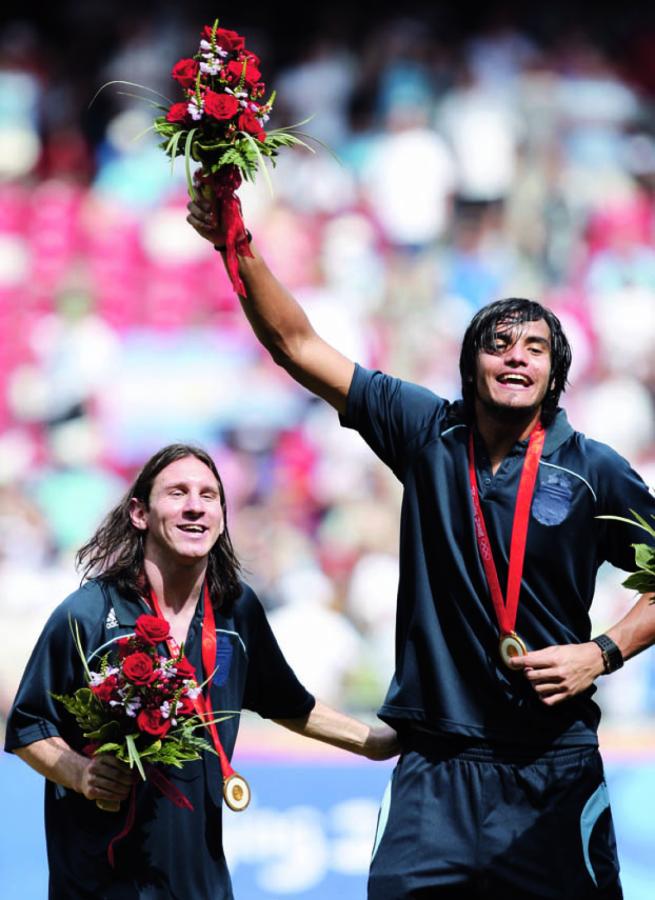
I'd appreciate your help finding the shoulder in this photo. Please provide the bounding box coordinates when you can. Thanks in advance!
[347,365,452,427]
[566,431,641,476]
[231,581,265,623]
[45,579,113,638]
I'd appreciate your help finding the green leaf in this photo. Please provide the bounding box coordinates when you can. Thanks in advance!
[68,615,91,682]
[138,740,163,758]
[89,80,174,110]
[125,733,146,781]
[114,91,168,111]
[184,128,198,199]
[95,742,123,754]
[166,129,186,172]
[240,132,273,196]
[633,542,655,572]
[622,571,655,593]
[599,512,655,538]
[84,720,122,741]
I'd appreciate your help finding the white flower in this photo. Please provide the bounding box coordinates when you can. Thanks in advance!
[199,39,212,51]
[188,99,204,121]
[200,59,222,76]
[186,685,202,700]
[125,697,142,717]
[160,700,171,720]
[89,672,105,686]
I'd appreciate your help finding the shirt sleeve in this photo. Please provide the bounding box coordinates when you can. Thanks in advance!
[340,364,447,479]
[240,591,315,720]
[594,442,655,572]
[4,600,85,752]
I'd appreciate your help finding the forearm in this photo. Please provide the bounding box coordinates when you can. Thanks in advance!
[605,591,655,661]
[14,736,85,793]
[231,246,354,411]
[273,699,399,760]
[231,245,315,359]
[14,735,134,802]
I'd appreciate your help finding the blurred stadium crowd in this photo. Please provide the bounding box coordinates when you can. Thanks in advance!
[0,4,654,736]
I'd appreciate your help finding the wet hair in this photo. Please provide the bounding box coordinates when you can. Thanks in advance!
[459,298,572,425]
[76,444,241,611]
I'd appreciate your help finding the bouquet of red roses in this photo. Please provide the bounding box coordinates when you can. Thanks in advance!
[53,613,229,812]
[154,18,314,293]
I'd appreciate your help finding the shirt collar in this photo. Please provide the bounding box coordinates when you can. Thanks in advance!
[542,407,574,457]
[101,581,150,627]
[456,403,573,458]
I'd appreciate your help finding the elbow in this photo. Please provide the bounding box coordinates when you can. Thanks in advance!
[266,331,309,374]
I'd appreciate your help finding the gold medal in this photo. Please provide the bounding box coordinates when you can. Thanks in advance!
[224,773,251,811]
[499,631,527,667]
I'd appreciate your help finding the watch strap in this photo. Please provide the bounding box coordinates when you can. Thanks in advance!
[591,634,624,674]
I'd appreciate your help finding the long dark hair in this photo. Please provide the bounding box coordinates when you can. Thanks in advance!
[76,444,242,611]
[459,298,572,425]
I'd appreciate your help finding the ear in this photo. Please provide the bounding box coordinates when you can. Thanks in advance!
[129,497,148,532]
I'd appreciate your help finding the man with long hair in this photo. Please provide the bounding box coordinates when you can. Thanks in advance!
[5,443,399,899]
[184,199,655,899]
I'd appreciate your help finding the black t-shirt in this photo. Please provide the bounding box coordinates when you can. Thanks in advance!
[341,365,655,747]
[5,579,315,899]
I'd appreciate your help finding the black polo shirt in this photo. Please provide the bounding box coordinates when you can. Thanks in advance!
[341,365,655,747]
[5,579,314,899]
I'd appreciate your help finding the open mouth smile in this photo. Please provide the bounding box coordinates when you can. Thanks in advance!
[496,373,533,388]
[176,524,208,534]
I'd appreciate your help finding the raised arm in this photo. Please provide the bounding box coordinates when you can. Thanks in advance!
[187,197,355,414]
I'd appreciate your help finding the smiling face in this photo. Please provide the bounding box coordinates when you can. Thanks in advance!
[474,318,553,420]
[129,455,225,567]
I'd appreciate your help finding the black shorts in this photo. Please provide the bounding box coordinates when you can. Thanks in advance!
[368,735,622,900]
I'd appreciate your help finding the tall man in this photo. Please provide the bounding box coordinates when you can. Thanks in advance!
[5,443,399,899]
[186,198,655,899]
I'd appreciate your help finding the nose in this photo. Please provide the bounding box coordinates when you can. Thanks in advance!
[503,342,529,366]
[181,491,204,517]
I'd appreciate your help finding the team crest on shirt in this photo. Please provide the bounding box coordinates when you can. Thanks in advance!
[532,471,573,526]
[213,633,234,686]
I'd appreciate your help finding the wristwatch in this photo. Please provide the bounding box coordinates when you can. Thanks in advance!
[591,634,624,674]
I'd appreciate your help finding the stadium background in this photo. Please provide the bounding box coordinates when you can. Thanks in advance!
[0,2,654,896]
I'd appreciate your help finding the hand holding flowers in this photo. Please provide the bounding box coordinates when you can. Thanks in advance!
[53,613,227,813]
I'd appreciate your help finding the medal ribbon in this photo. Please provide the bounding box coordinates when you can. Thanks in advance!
[148,584,236,785]
[468,422,545,637]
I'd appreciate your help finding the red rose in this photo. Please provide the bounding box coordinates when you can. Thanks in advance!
[135,614,170,646]
[201,26,245,52]
[225,59,261,88]
[137,708,172,737]
[116,637,132,659]
[123,652,157,685]
[204,90,239,121]
[166,102,190,124]
[91,674,118,703]
[173,656,197,680]
[171,58,199,88]
[237,111,266,142]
